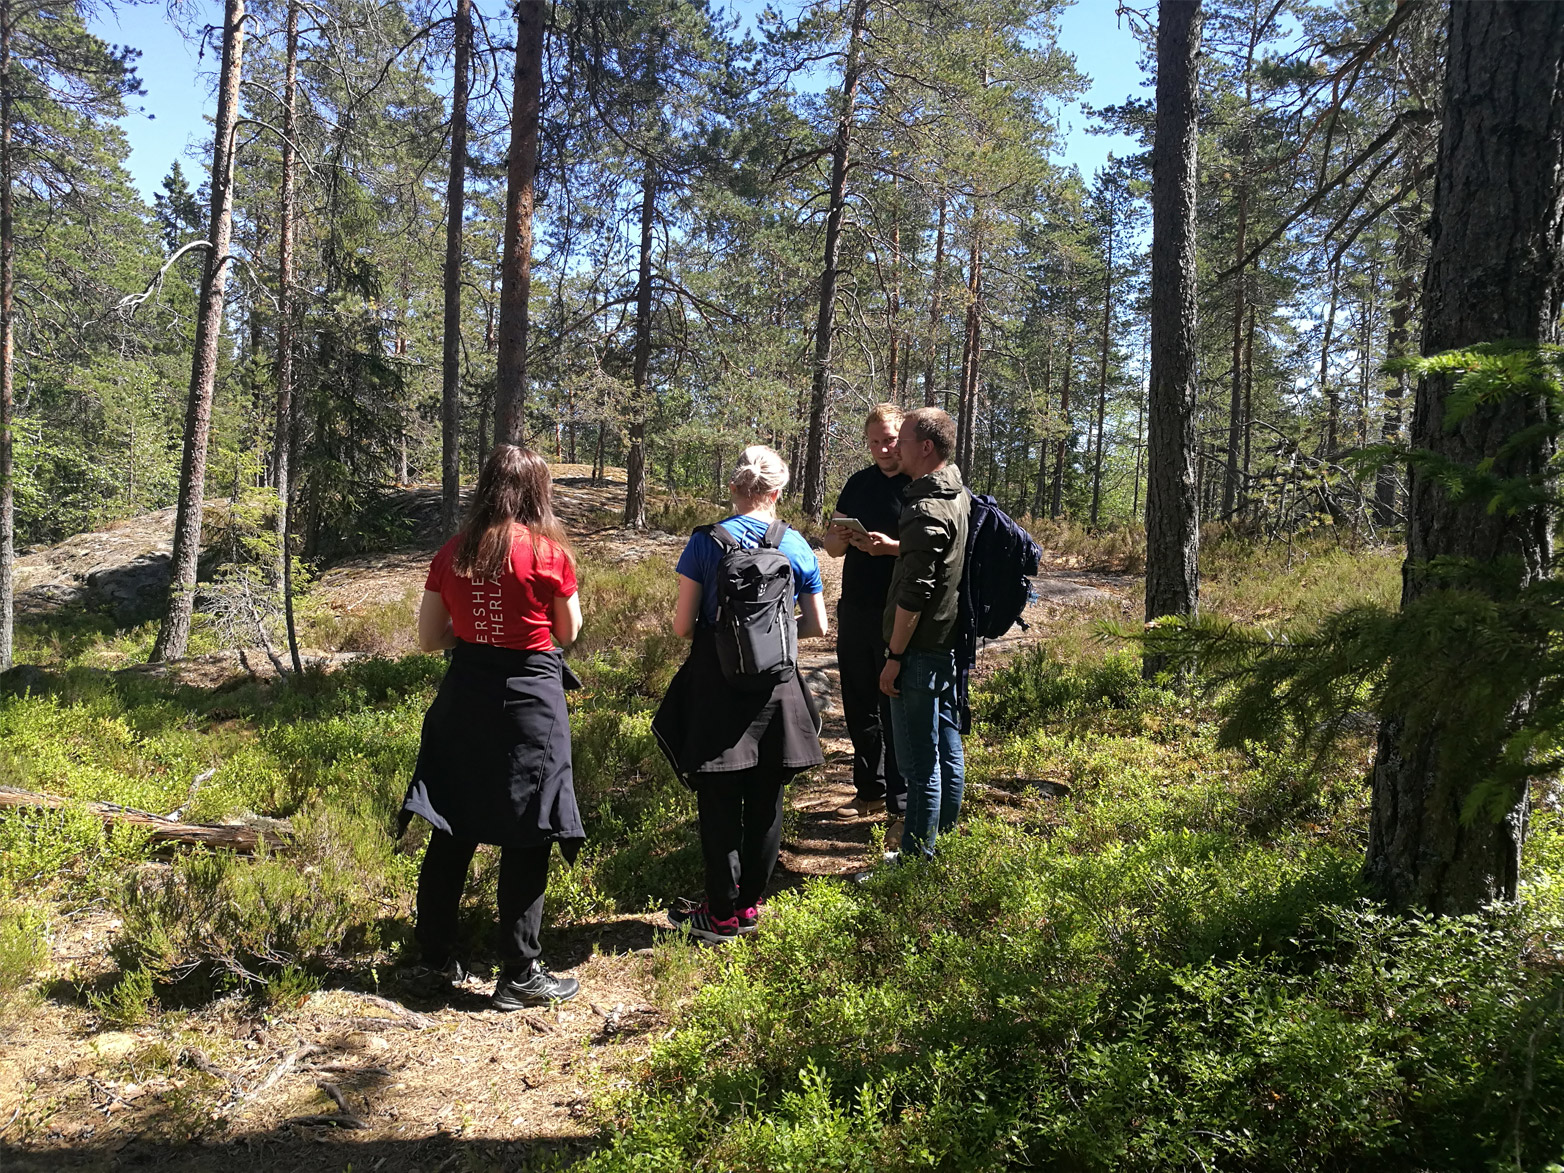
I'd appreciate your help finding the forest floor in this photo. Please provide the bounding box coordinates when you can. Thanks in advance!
[0,469,1137,1172]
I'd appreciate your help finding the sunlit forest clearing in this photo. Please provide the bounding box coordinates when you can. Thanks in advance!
[3,0,1564,1168]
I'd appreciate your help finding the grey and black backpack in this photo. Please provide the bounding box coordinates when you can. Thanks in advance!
[702,520,797,690]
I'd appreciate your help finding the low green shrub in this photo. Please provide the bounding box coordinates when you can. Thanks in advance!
[112,804,411,998]
[977,646,1169,735]
[1023,516,1146,574]
[88,964,157,1029]
[585,821,1564,1172]
[0,901,49,1009]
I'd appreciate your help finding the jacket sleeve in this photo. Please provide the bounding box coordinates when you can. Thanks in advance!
[892,508,952,613]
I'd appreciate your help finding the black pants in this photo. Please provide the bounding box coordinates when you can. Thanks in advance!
[415,831,551,976]
[837,601,906,814]
[695,768,787,920]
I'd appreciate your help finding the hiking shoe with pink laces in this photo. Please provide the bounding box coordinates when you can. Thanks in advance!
[737,905,762,935]
[668,900,739,943]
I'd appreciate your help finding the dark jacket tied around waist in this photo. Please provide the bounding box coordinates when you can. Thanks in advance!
[653,626,824,786]
[400,639,585,859]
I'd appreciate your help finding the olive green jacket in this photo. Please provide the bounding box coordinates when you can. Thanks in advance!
[883,464,969,653]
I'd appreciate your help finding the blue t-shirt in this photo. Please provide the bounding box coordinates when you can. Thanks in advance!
[676,516,824,628]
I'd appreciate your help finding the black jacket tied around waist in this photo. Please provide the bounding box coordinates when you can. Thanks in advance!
[653,626,824,785]
[400,640,584,859]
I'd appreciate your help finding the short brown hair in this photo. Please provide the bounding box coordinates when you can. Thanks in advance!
[901,407,956,462]
[864,402,903,434]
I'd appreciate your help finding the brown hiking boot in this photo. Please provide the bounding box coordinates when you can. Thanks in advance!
[834,796,886,819]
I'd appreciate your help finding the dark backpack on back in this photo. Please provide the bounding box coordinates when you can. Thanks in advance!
[954,492,1042,730]
[703,520,798,691]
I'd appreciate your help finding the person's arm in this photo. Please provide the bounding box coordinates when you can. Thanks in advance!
[879,607,921,696]
[418,590,457,652]
[798,591,828,639]
[551,592,583,648]
[890,510,946,615]
[673,574,703,639]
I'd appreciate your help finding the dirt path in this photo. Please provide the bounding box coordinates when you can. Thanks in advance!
[1,474,1135,1171]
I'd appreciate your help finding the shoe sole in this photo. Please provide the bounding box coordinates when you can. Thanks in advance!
[492,986,579,1011]
[672,921,737,944]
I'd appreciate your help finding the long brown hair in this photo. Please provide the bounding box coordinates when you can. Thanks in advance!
[453,445,574,581]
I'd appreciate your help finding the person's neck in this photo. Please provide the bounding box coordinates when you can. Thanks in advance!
[737,502,776,521]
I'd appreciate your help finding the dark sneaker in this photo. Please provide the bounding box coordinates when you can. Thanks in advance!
[736,905,761,935]
[668,901,739,943]
[397,957,469,996]
[491,961,580,1011]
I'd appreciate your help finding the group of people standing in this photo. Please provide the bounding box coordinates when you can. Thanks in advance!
[399,405,971,1009]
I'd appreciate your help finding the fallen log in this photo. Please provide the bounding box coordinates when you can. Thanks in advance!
[0,787,292,853]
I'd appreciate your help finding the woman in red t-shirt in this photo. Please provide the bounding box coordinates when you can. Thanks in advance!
[398,444,585,1010]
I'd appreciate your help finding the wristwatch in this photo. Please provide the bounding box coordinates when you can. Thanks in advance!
[885,649,904,662]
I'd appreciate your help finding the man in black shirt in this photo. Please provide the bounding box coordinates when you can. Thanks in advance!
[824,403,910,824]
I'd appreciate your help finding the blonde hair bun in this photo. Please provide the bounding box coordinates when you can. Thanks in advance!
[730,444,790,501]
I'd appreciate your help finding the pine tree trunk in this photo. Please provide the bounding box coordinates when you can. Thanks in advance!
[1050,337,1071,520]
[1376,207,1418,523]
[441,0,470,538]
[1241,303,1255,518]
[1032,336,1052,518]
[494,0,544,444]
[0,0,14,672]
[924,197,945,408]
[1091,210,1114,528]
[801,0,869,519]
[1365,0,1564,915]
[623,162,656,529]
[886,194,900,399]
[151,0,245,663]
[956,229,981,472]
[1222,12,1259,521]
[1143,0,1202,676]
[1319,261,1340,458]
[275,0,301,676]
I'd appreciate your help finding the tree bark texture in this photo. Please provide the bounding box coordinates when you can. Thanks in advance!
[956,229,981,472]
[151,0,245,663]
[0,0,14,672]
[1366,0,1564,914]
[1376,206,1419,523]
[801,0,869,519]
[1050,335,1071,520]
[1222,10,1259,521]
[623,163,656,528]
[275,0,301,675]
[1319,261,1339,458]
[495,0,544,444]
[441,0,471,537]
[1091,209,1114,528]
[1143,0,1202,671]
[924,197,945,408]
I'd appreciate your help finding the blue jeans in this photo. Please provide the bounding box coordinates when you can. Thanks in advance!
[888,649,965,860]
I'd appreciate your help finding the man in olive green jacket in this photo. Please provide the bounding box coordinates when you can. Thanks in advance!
[878,407,969,860]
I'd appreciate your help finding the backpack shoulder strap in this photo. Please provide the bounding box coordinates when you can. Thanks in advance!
[761,519,789,549]
[702,522,740,552]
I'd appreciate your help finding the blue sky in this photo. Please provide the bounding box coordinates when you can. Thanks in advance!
[90,0,1145,204]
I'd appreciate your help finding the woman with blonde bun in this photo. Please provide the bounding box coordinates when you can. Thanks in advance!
[653,445,827,942]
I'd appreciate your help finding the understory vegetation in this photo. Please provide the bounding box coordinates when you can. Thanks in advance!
[2,533,1562,1170]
